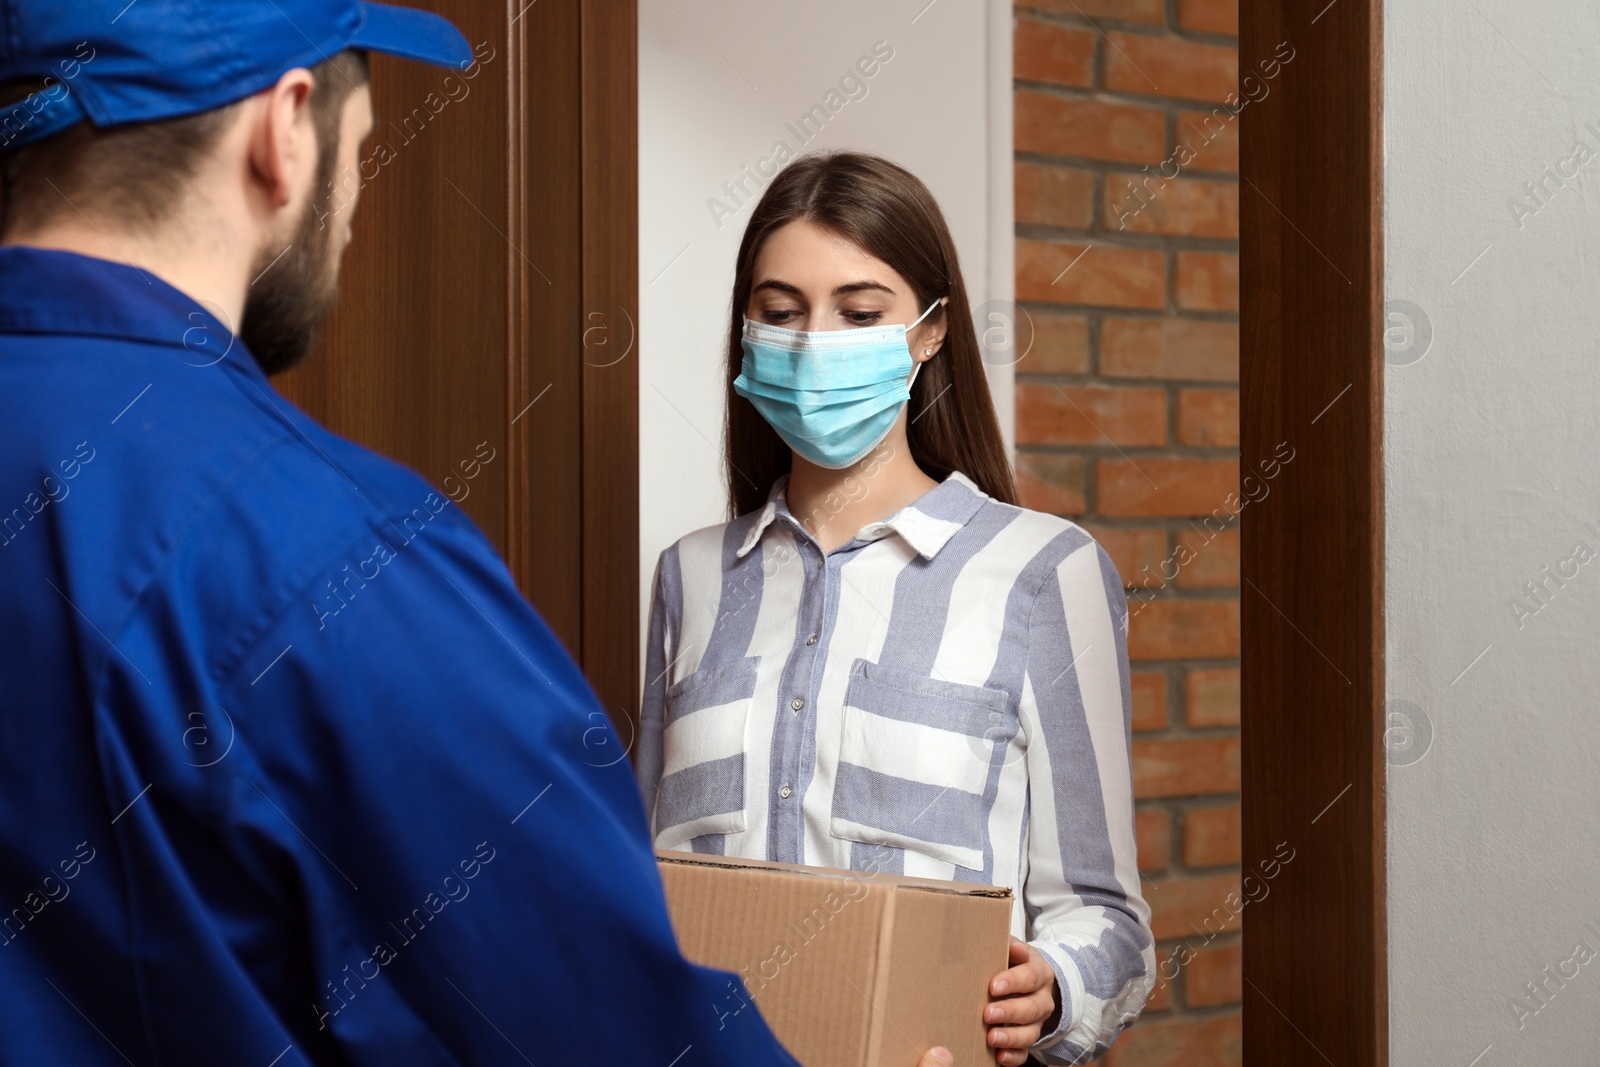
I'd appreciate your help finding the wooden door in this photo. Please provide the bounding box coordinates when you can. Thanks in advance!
[277,0,641,735]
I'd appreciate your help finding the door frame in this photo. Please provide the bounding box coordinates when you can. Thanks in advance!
[1239,0,1386,1063]
[512,0,640,728]
[524,3,1393,1058]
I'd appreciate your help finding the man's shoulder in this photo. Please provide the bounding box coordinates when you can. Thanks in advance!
[159,368,485,681]
[150,342,462,558]
[0,329,487,681]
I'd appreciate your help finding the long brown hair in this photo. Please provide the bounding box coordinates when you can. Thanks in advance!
[723,150,1018,518]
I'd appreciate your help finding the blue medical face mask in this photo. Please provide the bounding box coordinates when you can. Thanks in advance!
[734,297,946,470]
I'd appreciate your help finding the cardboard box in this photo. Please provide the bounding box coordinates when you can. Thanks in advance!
[656,849,1013,1066]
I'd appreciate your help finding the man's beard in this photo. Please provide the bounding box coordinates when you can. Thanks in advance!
[239,177,340,377]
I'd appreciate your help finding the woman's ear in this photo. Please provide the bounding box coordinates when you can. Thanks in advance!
[914,296,950,363]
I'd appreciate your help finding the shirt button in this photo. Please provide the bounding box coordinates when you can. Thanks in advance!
[805,633,818,646]
[791,697,805,711]
[817,557,824,570]
[779,785,792,799]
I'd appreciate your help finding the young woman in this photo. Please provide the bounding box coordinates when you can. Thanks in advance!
[636,151,1154,1066]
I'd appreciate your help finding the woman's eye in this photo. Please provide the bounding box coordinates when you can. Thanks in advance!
[845,311,883,325]
[762,309,801,324]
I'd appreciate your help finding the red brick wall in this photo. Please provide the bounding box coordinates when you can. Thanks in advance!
[1012,2,1241,1063]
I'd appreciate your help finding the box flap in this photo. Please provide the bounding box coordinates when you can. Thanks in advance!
[656,849,1014,899]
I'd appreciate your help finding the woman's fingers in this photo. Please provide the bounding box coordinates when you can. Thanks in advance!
[988,1016,1050,1044]
[990,938,1052,996]
[984,938,1059,1064]
[985,983,1056,1027]
[988,1021,1043,1049]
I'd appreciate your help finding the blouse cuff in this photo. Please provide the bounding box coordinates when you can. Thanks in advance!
[1030,939,1089,1061]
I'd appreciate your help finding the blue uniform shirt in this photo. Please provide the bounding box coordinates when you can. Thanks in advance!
[0,246,799,1066]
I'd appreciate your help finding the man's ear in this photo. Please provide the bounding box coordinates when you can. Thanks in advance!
[248,68,316,209]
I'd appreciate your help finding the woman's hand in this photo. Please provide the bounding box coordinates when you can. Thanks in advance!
[985,936,1061,1066]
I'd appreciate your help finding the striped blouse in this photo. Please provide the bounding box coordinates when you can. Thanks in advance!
[634,469,1155,1064]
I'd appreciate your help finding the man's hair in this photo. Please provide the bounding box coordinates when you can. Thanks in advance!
[0,50,369,237]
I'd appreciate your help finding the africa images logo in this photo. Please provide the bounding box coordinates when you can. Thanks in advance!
[704,41,896,231]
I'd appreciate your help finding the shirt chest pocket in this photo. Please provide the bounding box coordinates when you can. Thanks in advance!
[653,656,761,851]
[829,659,1016,872]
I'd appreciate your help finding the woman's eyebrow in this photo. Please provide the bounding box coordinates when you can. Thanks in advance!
[751,279,896,296]
[834,280,895,296]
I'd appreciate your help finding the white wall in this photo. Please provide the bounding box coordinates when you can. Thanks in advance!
[1385,1,1600,1061]
[637,0,1014,643]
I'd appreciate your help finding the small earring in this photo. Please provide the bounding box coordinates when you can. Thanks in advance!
[924,348,932,355]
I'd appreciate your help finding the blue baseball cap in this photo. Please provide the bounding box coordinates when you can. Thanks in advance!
[0,1,473,152]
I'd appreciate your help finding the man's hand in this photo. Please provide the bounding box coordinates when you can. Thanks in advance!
[984,936,1060,1066]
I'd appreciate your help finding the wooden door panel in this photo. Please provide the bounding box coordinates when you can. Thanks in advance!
[277,0,639,732]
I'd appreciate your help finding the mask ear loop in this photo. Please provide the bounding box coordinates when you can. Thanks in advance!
[910,295,948,330]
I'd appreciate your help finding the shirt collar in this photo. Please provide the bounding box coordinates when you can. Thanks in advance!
[0,245,256,379]
[736,469,989,561]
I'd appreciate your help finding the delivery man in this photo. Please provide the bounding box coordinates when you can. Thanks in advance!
[0,2,958,1064]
